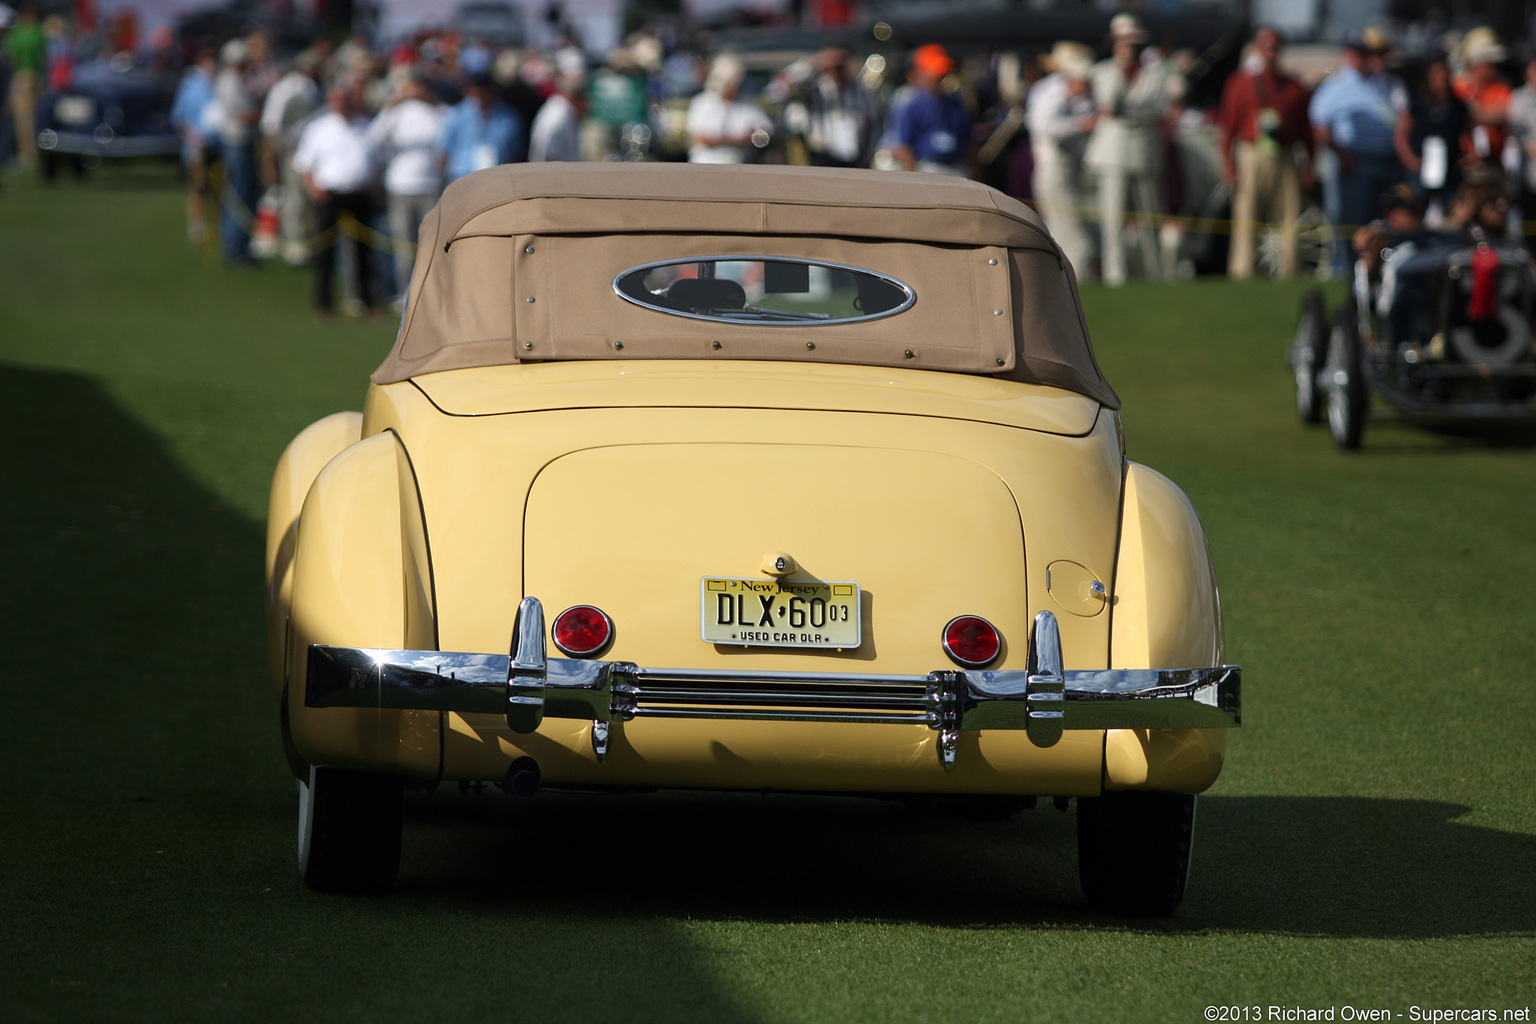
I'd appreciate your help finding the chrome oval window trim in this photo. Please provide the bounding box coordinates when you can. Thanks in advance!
[612,255,916,327]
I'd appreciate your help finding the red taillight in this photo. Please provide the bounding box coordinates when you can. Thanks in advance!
[942,616,1000,667]
[552,606,613,657]
[1469,242,1501,322]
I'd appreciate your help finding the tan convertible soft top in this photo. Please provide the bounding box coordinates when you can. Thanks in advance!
[376,163,1119,409]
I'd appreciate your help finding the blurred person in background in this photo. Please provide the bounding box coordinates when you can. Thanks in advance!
[584,45,650,160]
[214,38,262,265]
[529,50,585,162]
[1454,32,1511,164]
[495,49,547,140]
[42,12,71,90]
[5,3,43,172]
[1309,29,1406,274]
[294,77,379,317]
[1218,26,1314,280]
[1503,56,1536,240]
[890,43,970,175]
[1027,41,1096,278]
[1086,14,1182,285]
[367,69,446,307]
[778,45,881,169]
[146,23,175,76]
[261,48,323,264]
[687,53,771,164]
[1395,56,1468,227]
[171,45,219,244]
[438,69,524,183]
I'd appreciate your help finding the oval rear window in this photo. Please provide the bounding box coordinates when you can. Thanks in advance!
[613,256,915,326]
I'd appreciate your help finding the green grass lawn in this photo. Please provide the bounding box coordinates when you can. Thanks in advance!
[1,165,1533,1024]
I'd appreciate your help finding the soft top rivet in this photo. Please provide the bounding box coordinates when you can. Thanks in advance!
[524,245,535,254]
[904,350,915,359]
[712,341,722,349]
[988,258,998,265]
[526,296,536,303]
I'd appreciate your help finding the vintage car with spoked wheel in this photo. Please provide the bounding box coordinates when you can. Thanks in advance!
[1290,234,1536,449]
[266,164,1240,915]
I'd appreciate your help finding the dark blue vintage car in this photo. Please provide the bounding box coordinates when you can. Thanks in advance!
[1291,235,1536,449]
[35,55,180,177]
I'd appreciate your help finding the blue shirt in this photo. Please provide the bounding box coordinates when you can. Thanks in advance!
[170,66,216,157]
[437,97,525,183]
[1309,66,1402,157]
[895,88,971,166]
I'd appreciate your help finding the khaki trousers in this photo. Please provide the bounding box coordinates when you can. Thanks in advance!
[9,70,42,169]
[1229,139,1301,280]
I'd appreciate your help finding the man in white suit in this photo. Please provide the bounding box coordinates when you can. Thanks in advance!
[1028,41,1097,280]
[1086,14,1182,286]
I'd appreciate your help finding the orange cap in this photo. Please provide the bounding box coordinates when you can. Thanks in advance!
[912,43,954,79]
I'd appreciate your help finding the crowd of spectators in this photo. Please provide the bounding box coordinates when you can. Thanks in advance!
[5,5,1536,306]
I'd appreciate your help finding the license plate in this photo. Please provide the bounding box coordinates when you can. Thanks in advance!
[54,96,94,126]
[700,577,861,649]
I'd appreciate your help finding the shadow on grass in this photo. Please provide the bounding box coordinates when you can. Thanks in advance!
[25,157,185,191]
[395,788,1535,939]
[1345,411,1536,453]
[0,363,772,1023]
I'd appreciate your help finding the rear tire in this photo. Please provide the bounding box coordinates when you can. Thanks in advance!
[1325,306,1368,450]
[1077,791,1197,916]
[298,765,403,894]
[1292,288,1328,423]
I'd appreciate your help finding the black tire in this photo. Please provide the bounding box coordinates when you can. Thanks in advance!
[298,765,403,894]
[1077,791,1197,916]
[1291,288,1328,423]
[1325,306,1368,450]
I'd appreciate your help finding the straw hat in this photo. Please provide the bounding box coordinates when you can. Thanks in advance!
[1108,13,1148,43]
[1044,41,1093,80]
[220,38,249,65]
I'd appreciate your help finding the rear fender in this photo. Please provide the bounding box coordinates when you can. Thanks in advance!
[1105,462,1227,793]
[266,411,363,692]
[285,429,440,777]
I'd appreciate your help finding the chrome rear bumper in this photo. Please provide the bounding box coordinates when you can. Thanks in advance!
[306,598,1240,770]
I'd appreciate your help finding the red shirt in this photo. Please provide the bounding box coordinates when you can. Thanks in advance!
[1218,65,1314,175]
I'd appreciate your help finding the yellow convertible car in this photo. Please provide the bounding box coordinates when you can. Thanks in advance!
[266,164,1240,914]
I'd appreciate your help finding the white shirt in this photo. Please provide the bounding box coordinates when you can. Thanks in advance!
[260,70,320,139]
[686,90,771,164]
[213,67,257,145]
[293,110,375,194]
[1026,73,1095,158]
[366,98,447,196]
[529,93,582,163]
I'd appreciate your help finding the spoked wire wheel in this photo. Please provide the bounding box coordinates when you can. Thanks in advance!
[1257,204,1336,281]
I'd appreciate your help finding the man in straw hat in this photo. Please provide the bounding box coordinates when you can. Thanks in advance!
[1454,31,1511,162]
[1027,40,1097,277]
[1086,13,1183,285]
[1217,26,1314,279]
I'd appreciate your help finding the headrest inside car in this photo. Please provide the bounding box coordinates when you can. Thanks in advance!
[666,277,747,312]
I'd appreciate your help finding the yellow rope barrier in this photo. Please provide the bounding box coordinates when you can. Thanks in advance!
[217,184,418,259]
